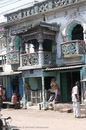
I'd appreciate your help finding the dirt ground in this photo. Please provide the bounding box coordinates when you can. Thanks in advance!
[1,108,86,130]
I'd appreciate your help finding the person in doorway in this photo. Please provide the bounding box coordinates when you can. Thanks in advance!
[72,81,81,118]
[24,82,30,102]
[0,86,3,110]
[2,88,6,101]
[83,89,86,116]
[48,78,58,102]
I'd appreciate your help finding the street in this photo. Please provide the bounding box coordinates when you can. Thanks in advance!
[1,108,86,130]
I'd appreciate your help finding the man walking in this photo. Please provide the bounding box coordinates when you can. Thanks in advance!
[72,81,81,118]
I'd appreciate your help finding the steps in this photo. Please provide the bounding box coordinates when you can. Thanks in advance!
[53,103,86,114]
[54,103,73,113]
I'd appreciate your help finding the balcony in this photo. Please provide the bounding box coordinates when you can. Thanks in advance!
[61,40,85,57]
[61,40,85,65]
[20,51,56,67]
[7,50,19,64]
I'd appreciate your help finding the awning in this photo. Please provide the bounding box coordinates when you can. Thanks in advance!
[0,71,22,76]
[44,65,86,71]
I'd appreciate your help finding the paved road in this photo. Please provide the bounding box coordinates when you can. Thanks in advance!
[1,108,86,130]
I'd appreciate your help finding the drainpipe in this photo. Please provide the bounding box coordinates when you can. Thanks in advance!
[22,77,27,109]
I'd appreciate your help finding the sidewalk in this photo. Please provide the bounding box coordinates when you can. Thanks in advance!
[1,108,86,130]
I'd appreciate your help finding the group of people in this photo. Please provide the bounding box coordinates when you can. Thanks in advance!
[48,79,86,118]
[0,87,6,110]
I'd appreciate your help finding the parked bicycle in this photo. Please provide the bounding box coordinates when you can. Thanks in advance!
[0,115,19,130]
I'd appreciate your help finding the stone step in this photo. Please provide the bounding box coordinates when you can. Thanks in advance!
[81,109,86,114]
[60,108,73,113]
[54,103,73,111]
[80,104,85,109]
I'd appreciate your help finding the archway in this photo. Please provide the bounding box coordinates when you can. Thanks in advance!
[68,23,83,41]
[72,24,83,40]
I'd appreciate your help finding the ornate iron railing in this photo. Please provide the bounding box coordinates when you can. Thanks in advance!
[61,40,85,56]
[20,51,56,66]
[7,50,19,64]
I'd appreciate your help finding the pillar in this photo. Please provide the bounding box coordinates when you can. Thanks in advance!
[42,76,46,110]
[7,76,11,100]
[22,77,27,109]
[38,42,44,65]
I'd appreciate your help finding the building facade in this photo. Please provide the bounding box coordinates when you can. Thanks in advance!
[1,0,86,107]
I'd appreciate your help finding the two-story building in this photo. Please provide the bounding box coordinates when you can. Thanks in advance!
[1,0,86,108]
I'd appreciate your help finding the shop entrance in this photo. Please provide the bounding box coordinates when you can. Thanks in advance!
[11,76,19,100]
[60,71,80,102]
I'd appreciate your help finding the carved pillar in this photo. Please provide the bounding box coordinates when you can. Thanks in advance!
[39,42,43,51]
[37,32,44,65]
[38,42,44,65]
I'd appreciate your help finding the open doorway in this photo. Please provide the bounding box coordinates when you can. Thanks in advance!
[60,71,80,103]
[44,76,55,101]
[11,76,19,100]
[72,24,83,40]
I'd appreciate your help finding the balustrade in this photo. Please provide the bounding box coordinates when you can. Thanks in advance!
[61,40,85,57]
[20,51,56,66]
[7,0,82,22]
[7,50,19,64]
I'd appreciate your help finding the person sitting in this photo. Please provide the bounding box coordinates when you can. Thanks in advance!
[48,78,58,102]
[24,82,30,102]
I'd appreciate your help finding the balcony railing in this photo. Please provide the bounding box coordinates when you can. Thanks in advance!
[20,51,56,67]
[7,50,19,64]
[7,0,82,23]
[61,40,85,57]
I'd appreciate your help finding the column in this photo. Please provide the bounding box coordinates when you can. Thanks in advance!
[22,77,27,109]
[38,42,44,65]
[7,76,11,100]
[19,37,23,67]
[83,28,86,52]
[42,76,46,110]
[80,67,86,103]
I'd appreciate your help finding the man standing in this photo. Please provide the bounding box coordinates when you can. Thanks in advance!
[72,81,81,118]
[83,89,86,116]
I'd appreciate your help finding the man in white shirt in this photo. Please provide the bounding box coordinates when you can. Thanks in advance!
[72,81,81,118]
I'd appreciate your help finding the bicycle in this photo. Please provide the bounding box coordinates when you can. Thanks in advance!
[0,115,19,130]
